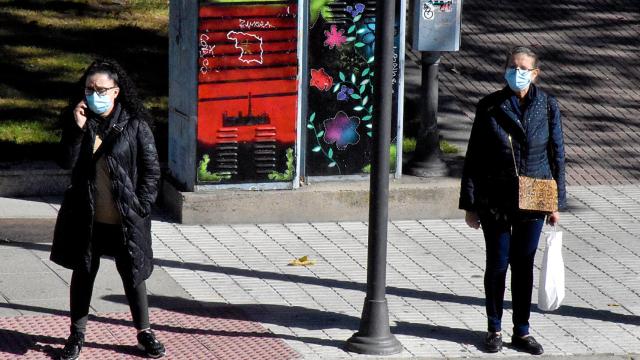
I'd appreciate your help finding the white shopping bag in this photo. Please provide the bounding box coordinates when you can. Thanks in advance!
[537,227,565,311]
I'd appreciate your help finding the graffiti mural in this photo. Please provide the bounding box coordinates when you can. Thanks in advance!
[306,0,402,176]
[197,1,298,184]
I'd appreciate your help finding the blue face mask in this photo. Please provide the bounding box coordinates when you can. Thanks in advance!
[504,68,532,92]
[86,92,113,115]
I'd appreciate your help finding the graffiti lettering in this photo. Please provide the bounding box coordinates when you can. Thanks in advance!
[392,49,398,92]
[239,19,275,30]
[199,33,215,74]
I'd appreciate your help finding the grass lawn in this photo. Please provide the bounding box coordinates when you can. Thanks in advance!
[0,0,168,162]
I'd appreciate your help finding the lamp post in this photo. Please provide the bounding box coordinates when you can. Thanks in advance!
[345,0,403,355]
[406,51,447,177]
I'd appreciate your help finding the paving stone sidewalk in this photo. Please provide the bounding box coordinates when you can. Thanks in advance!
[0,185,639,358]
[152,184,640,359]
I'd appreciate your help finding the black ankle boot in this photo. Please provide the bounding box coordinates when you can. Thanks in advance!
[137,330,165,358]
[59,332,84,360]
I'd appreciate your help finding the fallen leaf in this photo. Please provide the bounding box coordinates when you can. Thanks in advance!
[289,255,316,266]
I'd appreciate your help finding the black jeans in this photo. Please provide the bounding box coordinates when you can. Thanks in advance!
[70,222,150,335]
[480,211,545,337]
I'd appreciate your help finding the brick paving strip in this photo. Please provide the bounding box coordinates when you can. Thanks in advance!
[0,309,299,359]
[153,185,640,358]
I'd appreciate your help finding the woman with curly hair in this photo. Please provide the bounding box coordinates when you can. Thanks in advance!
[51,59,165,359]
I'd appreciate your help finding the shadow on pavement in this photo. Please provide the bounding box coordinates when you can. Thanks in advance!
[2,240,639,336]
[0,219,56,244]
[105,294,488,352]
[0,327,141,359]
[104,295,349,350]
[393,321,485,352]
[434,0,640,184]
[151,258,640,327]
[0,329,57,358]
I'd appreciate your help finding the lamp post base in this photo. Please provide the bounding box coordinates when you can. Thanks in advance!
[406,157,448,177]
[346,333,403,355]
[345,299,403,355]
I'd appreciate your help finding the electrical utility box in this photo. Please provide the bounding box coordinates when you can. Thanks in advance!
[411,0,462,51]
[169,1,300,191]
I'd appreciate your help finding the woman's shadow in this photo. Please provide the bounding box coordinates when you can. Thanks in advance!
[0,328,145,359]
[393,321,487,352]
[0,329,59,359]
[104,294,490,353]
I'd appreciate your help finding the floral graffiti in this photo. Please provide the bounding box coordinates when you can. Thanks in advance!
[346,3,365,17]
[308,112,341,172]
[357,19,376,60]
[310,0,335,27]
[310,68,333,91]
[330,60,375,137]
[336,85,353,101]
[323,111,361,150]
[324,25,347,49]
[308,1,399,176]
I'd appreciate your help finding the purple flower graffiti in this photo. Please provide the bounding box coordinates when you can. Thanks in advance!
[346,3,365,17]
[323,111,360,150]
[337,85,354,101]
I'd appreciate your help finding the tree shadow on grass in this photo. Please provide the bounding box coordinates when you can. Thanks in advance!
[0,1,168,162]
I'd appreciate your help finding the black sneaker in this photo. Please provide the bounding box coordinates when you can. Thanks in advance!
[511,335,544,355]
[137,330,165,358]
[59,332,84,360]
[484,332,502,353]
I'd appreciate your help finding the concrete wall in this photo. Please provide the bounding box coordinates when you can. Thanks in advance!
[162,176,464,224]
[0,162,70,197]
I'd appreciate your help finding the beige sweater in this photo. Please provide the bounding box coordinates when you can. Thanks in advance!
[93,135,121,224]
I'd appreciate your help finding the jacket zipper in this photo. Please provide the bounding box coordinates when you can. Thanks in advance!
[88,178,96,248]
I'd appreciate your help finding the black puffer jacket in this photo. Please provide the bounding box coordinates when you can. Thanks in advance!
[459,85,566,213]
[51,104,160,287]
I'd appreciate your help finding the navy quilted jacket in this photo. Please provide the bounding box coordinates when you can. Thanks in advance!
[51,104,160,287]
[459,85,567,213]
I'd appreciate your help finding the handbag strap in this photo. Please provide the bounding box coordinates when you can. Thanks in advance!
[508,135,519,177]
[92,123,125,162]
[546,96,557,174]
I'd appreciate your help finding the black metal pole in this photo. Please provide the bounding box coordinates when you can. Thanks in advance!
[406,51,447,177]
[345,0,402,355]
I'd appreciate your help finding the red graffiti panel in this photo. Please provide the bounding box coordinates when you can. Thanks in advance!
[197,3,298,184]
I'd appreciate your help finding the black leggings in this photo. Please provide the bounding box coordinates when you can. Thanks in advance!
[70,222,150,335]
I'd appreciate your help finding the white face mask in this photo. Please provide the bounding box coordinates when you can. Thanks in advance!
[504,68,532,91]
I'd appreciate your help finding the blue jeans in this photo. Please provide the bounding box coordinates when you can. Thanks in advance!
[480,211,545,337]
